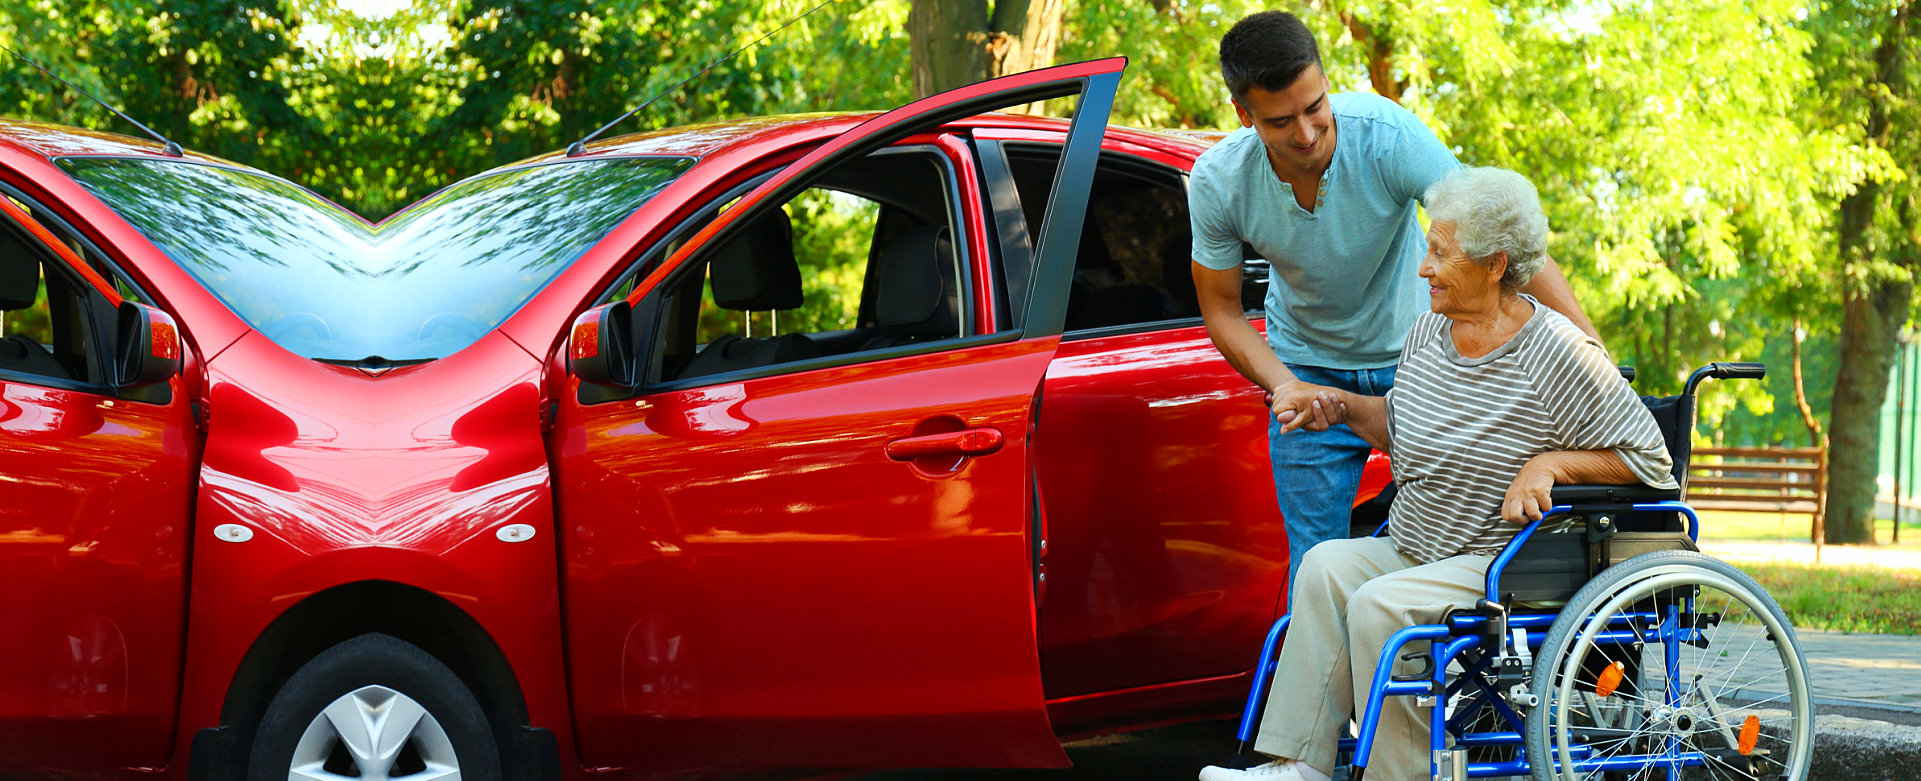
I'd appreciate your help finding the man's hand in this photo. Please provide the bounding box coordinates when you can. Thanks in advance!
[1502,457,1557,523]
[1270,383,1345,434]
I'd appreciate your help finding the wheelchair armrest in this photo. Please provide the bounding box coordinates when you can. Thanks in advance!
[1550,484,1680,507]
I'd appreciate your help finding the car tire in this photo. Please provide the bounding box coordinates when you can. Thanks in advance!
[248,633,502,781]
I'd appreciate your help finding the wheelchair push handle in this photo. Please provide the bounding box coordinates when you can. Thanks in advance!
[1683,361,1766,396]
[1708,361,1766,380]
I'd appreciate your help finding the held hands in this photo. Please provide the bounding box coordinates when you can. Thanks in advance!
[1501,457,1557,523]
[1269,382,1349,434]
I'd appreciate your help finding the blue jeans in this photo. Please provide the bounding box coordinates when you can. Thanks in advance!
[1269,364,1397,603]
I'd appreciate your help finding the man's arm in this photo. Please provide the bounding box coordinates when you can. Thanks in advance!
[1192,261,1299,394]
[1521,255,1602,342]
[1272,386,1390,450]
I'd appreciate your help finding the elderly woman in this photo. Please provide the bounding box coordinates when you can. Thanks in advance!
[1200,167,1677,781]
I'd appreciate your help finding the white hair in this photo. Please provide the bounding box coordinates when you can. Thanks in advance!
[1424,167,1549,292]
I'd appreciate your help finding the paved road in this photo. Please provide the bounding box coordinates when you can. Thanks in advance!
[1798,628,1921,723]
[860,626,1921,780]
[863,541,1921,779]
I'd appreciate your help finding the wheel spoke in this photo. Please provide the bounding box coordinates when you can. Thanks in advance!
[376,693,432,765]
[292,761,352,781]
[1530,556,1812,781]
[322,692,383,767]
[295,684,462,781]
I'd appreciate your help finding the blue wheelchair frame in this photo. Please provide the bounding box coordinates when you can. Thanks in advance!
[1234,501,1706,780]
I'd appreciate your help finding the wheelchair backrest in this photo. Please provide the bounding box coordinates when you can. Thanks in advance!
[1639,392,1695,493]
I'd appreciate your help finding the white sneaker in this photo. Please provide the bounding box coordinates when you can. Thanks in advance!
[1198,759,1332,781]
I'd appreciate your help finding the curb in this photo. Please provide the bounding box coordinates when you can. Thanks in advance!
[1813,714,1921,781]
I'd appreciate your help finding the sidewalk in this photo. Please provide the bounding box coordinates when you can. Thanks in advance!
[1796,629,1921,715]
[1700,540,1921,778]
[1697,540,1921,714]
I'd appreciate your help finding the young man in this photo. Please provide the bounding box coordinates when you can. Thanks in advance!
[1190,10,1599,601]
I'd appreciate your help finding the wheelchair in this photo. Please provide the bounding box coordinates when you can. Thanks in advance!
[1235,362,1813,781]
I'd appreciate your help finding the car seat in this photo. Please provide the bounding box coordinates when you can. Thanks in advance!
[0,228,68,380]
[862,224,959,349]
[679,210,819,379]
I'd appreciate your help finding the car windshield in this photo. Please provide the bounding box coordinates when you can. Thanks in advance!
[57,156,694,362]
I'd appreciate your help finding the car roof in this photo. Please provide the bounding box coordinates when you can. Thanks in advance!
[0,118,239,165]
[500,111,1217,171]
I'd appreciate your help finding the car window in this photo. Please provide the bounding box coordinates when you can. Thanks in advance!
[58,155,692,363]
[646,147,966,384]
[0,206,114,389]
[1002,147,1198,331]
[1000,146,1266,330]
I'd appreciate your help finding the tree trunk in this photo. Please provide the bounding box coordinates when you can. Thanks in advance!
[909,0,990,100]
[1822,1,1916,545]
[909,0,1064,110]
[1338,12,1405,102]
[1827,275,1914,543]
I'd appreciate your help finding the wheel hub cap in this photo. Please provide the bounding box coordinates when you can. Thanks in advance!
[289,685,460,781]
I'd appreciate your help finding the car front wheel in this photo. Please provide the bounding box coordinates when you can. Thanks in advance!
[249,633,501,781]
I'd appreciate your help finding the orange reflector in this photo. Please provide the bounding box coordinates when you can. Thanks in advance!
[1594,661,1626,697]
[150,321,179,360]
[571,321,600,360]
[1738,714,1759,755]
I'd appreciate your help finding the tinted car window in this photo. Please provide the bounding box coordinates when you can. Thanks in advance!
[1002,148,1200,331]
[58,156,693,362]
[649,149,964,383]
[0,217,112,387]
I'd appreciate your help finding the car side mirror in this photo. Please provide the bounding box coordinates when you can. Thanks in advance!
[569,301,638,389]
[115,301,181,389]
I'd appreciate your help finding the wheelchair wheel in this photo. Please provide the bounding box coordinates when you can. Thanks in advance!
[1525,551,1812,781]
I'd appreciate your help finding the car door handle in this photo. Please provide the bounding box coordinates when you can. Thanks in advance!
[885,427,1005,461]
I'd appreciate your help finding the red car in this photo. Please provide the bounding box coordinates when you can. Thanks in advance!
[0,58,1389,780]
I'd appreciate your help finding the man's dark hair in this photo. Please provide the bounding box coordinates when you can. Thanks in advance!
[1218,11,1323,101]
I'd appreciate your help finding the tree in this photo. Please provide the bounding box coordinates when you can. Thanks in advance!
[907,0,1061,102]
[1812,0,1918,543]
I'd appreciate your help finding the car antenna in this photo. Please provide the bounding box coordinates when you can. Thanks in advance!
[566,0,840,157]
[1,44,184,157]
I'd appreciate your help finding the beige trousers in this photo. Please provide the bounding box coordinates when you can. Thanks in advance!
[1254,536,1491,781]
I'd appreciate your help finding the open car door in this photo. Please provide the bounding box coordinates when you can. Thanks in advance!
[0,192,193,773]
[553,58,1122,772]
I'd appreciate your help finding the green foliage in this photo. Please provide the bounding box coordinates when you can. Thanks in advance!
[0,0,1913,453]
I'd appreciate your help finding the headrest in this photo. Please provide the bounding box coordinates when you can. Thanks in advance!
[708,210,802,311]
[0,226,42,311]
[874,225,958,338]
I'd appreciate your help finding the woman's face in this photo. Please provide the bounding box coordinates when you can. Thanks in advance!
[1418,221,1504,317]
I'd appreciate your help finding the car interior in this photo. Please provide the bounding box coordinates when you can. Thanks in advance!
[652,148,964,383]
[625,141,1275,387]
[1000,145,1268,329]
[0,215,107,387]
[1002,146,1201,331]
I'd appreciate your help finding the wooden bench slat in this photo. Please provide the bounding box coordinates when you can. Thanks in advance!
[1688,476,1820,492]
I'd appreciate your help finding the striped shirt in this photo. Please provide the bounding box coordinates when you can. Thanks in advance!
[1385,298,1677,563]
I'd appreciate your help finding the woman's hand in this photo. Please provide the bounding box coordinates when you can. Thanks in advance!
[1502,451,1641,523]
[1271,383,1349,433]
[1501,458,1557,523]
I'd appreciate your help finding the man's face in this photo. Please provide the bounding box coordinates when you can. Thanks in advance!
[1233,64,1335,174]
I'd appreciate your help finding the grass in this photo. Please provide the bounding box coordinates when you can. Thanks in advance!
[1723,559,1921,635]
[1667,511,1921,635]
[1693,509,1921,545]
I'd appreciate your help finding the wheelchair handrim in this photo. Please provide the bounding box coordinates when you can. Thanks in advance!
[1551,565,1813,781]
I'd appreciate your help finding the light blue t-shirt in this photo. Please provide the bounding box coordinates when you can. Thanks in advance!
[1190,92,1459,369]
